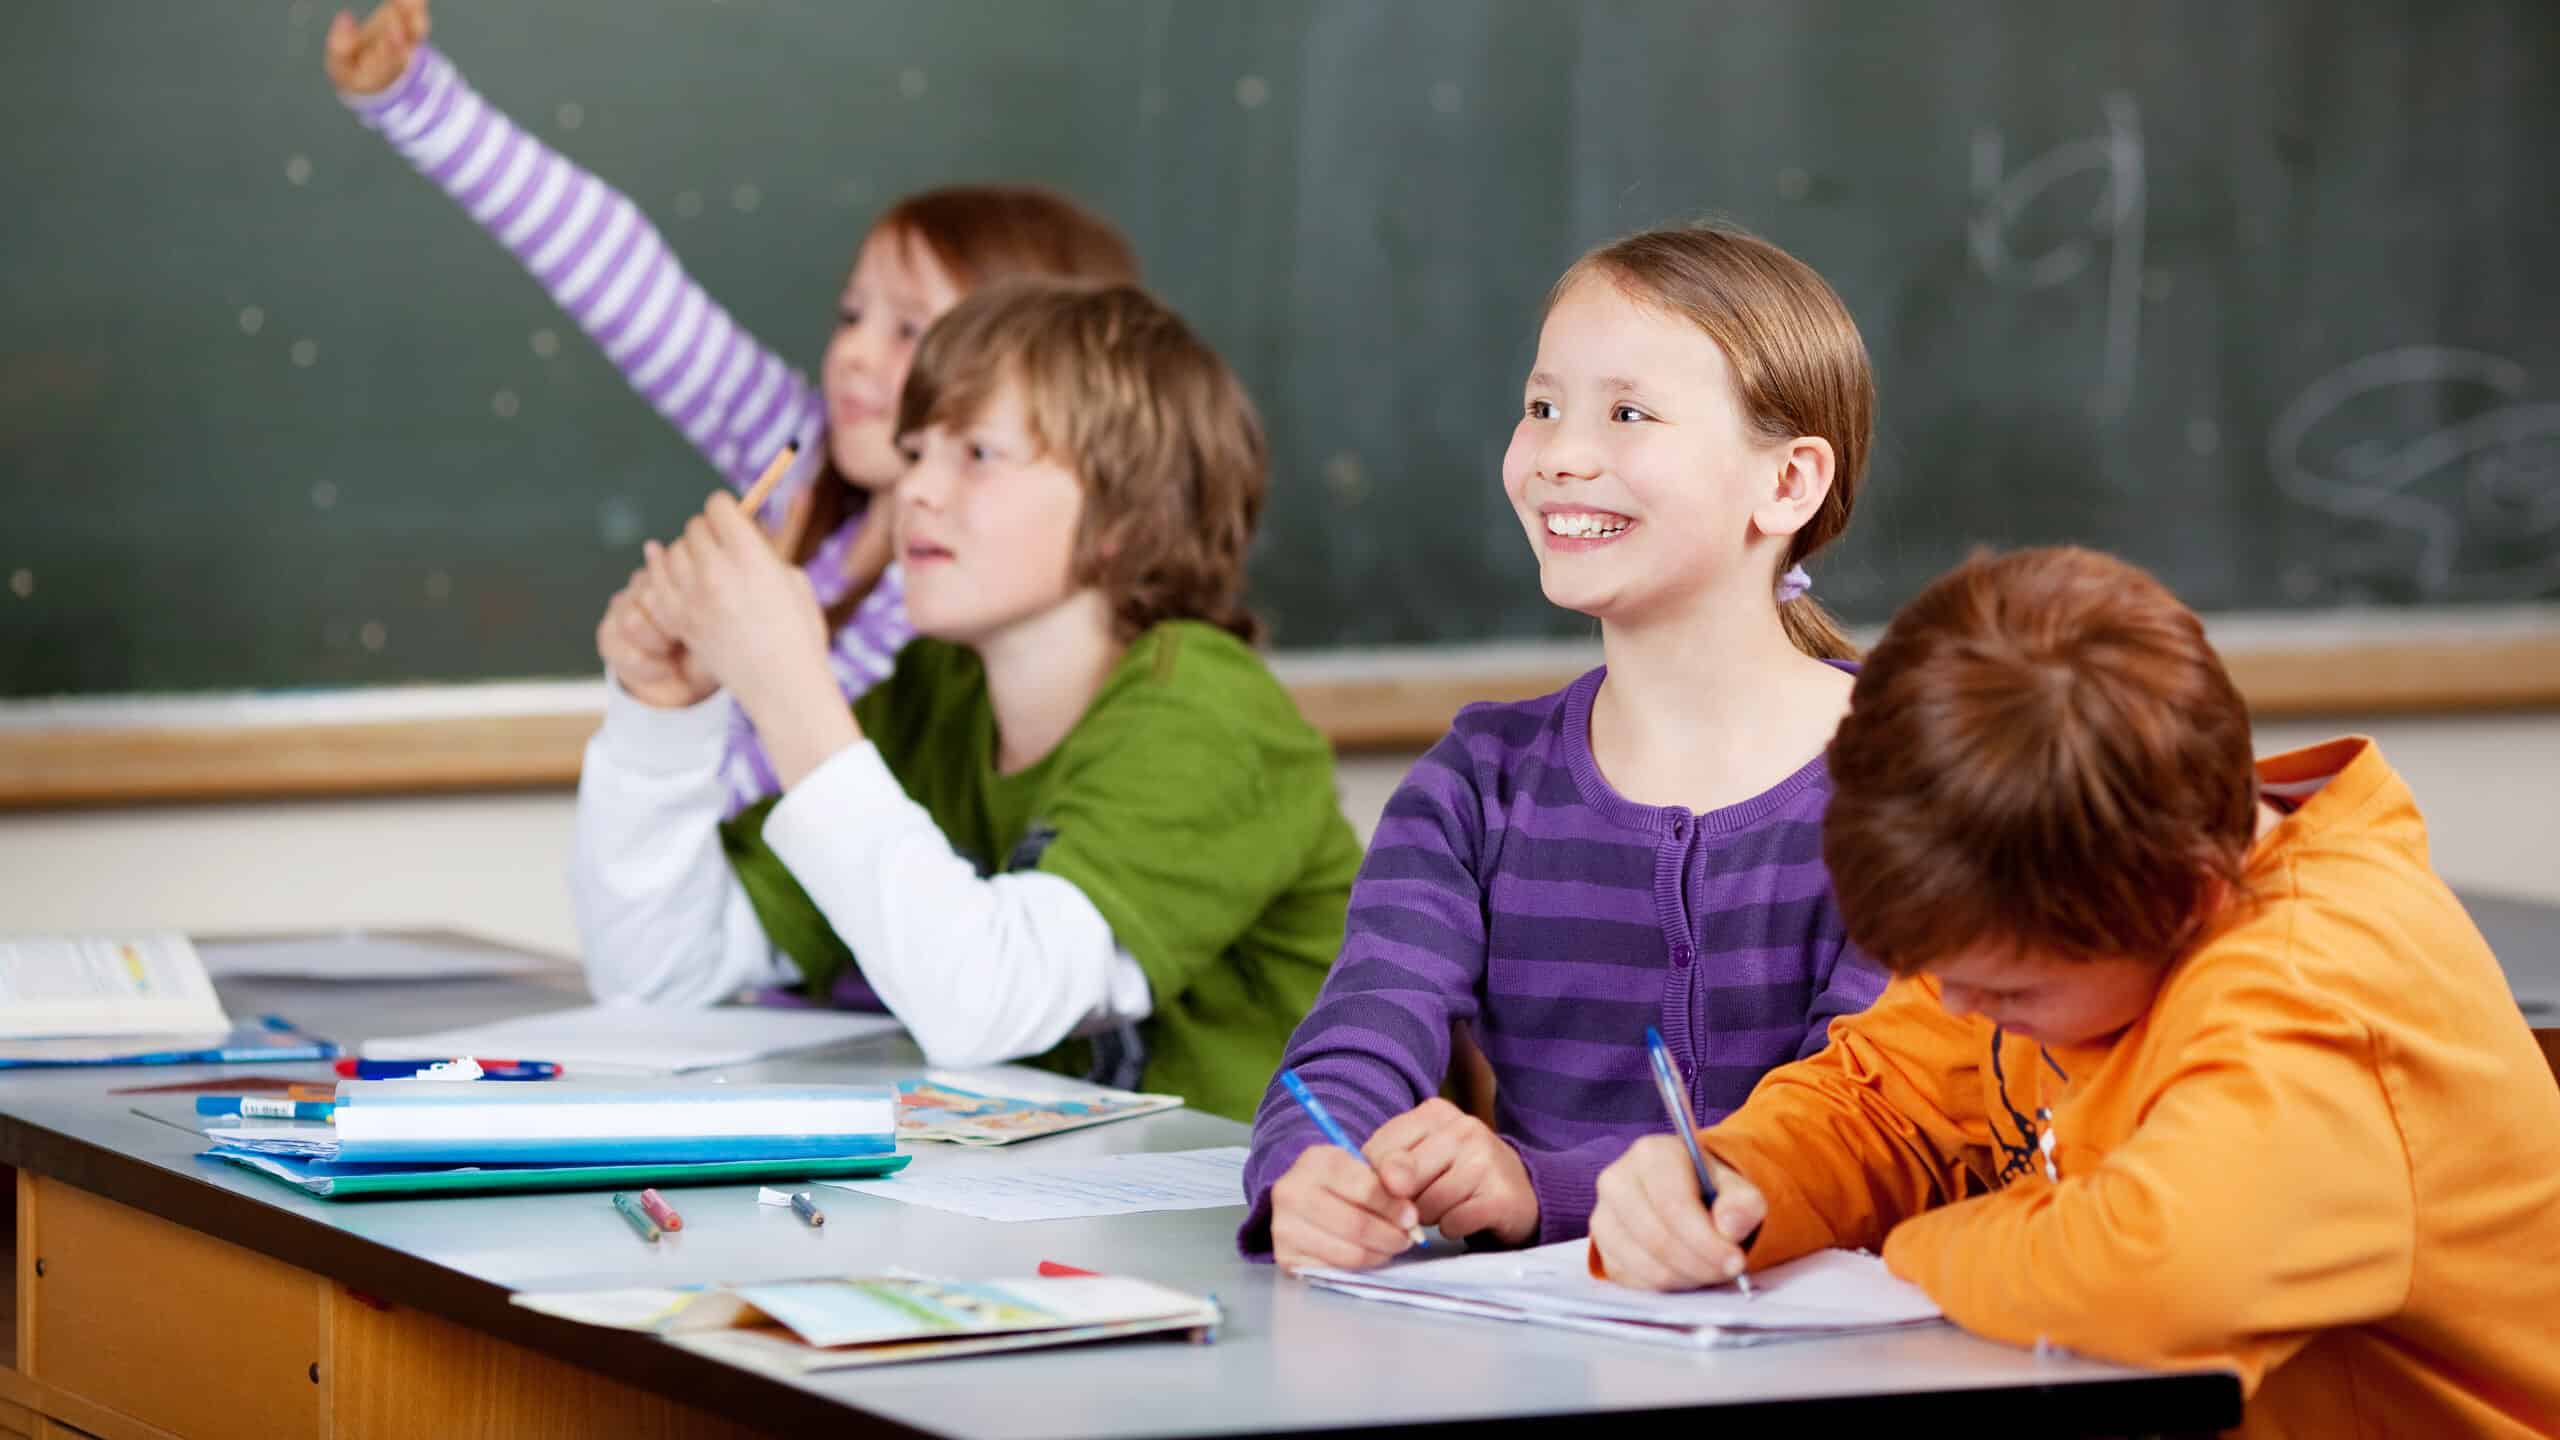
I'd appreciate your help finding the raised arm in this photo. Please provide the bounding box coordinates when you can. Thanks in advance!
[328,3,821,503]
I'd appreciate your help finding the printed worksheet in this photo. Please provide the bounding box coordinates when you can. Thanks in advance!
[824,1146,1247,1221]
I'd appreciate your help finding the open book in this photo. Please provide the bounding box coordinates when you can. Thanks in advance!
[204,1080,896,1164]
[1297,1240,1943,1348]
[516,1274,1219,1376]
[0,934,228,1038]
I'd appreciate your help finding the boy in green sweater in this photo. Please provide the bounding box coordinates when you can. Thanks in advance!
[577,279,1360,1121]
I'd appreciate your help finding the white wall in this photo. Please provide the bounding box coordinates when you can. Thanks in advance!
[3,711,2554,958]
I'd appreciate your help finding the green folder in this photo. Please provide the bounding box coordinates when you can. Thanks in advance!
[207,1148,910,1200]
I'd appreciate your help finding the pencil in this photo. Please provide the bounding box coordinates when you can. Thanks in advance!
[1278,1068,1428,1249]
[736,441,800,527]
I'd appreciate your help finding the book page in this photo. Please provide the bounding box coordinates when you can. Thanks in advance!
[0,934,229,1038]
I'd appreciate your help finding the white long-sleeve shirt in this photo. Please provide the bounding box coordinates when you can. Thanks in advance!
[570,679,1151,1068]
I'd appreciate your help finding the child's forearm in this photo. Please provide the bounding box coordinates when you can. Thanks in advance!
[341,43,821,496]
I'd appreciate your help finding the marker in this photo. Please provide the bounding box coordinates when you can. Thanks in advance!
[195,1096,333,1121]
[1643,1026,1756,1293]
[636,1188,684,1233]
[611,1192,662,1243]
[1278,1068,1427,1249]
[336,1057,561,1081]
[789,1191,826,1228]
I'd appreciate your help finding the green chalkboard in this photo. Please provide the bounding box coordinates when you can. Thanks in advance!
[4,0,2555,698]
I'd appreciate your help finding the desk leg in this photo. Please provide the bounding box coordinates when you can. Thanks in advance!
[327,1290,768,1440]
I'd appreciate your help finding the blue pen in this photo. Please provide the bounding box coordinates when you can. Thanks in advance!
[1643,1027,1756,1289]
[1279,1068,1427,1249]
[195,1095,334,1121]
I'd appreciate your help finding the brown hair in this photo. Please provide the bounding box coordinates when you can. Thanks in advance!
[1551,222,1874,659]
[1822,546,2261,976]
[897,279,1267,644]
[795,186,1141,623]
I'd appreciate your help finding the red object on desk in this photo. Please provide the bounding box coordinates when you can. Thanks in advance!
[1037,1260,1100,1278]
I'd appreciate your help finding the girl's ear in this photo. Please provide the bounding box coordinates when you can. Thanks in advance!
[1750,435,1836,540]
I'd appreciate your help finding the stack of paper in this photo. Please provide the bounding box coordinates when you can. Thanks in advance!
[200,1081,908,1199]
[1297,1240,1944,1348]
[516,1273,1220,1376]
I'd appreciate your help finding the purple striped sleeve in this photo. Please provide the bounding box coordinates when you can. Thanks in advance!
[343,44,822,503]
[1238,733,1488,1256]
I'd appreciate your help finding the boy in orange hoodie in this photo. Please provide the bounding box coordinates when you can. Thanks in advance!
[1589,546,2560,1439]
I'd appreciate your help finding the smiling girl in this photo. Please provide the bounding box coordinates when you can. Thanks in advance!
[1244,223,1889,1270]
[327,0,1136,813]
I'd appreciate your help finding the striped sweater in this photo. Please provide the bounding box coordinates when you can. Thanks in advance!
[1239,666,1887,1254]
[344,45,911,814]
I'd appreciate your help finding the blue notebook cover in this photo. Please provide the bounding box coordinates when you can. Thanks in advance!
[0,1014,337,1070]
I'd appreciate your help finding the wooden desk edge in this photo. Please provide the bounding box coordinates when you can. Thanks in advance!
[5,625,2558,809]
[0,1103,2245,1435]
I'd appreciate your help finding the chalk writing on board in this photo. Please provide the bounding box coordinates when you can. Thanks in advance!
[2268,346,2560,600]
[1968,92,2145,421]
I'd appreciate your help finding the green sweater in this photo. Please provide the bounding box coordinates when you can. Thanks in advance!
[722,622,1360,1122]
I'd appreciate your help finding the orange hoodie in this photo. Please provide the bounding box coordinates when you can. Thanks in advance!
[1675,738,2560,1438]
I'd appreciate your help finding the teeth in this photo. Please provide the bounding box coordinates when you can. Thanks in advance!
[1545,512,1632,538]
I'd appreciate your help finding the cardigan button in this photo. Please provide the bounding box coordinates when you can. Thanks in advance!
[1671,942,1694,967]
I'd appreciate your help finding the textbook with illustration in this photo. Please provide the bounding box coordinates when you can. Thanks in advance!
[515,1272,1220,1376]
[895,1075,1182,1145]
[1297,1240,1943,1349]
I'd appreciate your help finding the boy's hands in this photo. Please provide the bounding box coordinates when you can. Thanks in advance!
[1367,1097,1540,1246]
[595,574,714,710]
[1589,1134,1768,1291]
[648,493,851,786]
[325,0,429,96]
[1269,1144,1421,1273]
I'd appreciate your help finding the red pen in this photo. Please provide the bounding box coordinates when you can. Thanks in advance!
[637,1188,684,1233]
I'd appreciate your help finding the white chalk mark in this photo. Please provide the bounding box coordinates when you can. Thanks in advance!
[1969,92,2145,420]
[491,389,520,419]
[7,570,31,600]
[731,182,762,213]
[360,621,388,653]
[898,68,928,99]
[291,339,319,367]
[311,481,337,510]
[556,101,585,131]
[1236,75,1270,110]
[285,154,313,186]
[1430,81,1461,114]
[674,190,704,219]
[531,328,560,358]
[2268,346,2560,599]
[424,571,452,603]
[239,306,266,336]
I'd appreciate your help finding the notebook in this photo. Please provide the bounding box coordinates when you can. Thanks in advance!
[1297,1240,1944,1348]
[360,1003,903,1074]
[204,1148,909,1200]
[203,1080,897,1164]
[515,1273,1220,1376]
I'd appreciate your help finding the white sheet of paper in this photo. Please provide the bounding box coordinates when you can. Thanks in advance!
[824,1146,1248,1221]
[361,1003,902,1073]
[1299,1240,1941,1344]
[200,934,563,981]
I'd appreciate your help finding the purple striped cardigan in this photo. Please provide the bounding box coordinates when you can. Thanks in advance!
[1240,665,1887,1255]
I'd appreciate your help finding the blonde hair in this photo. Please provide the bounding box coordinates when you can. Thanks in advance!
[1550,222,1875,659]
[898,279,1267,644]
